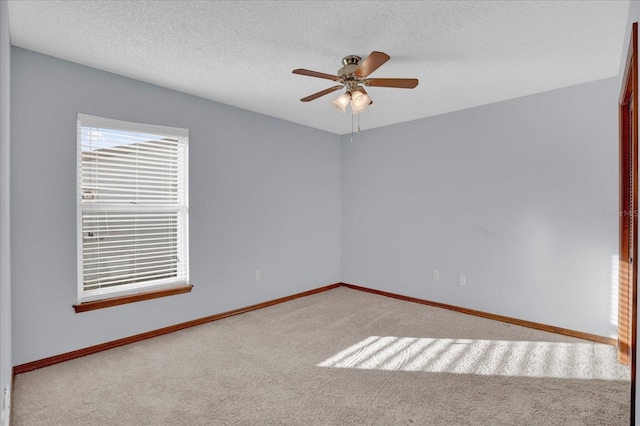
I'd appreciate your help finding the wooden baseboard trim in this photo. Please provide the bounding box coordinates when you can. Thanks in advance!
[13,283,341,375]
[341,283,616,346]
[13,281,615,375]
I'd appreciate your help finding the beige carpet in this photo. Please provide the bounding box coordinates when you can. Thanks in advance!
[12,287,630,425]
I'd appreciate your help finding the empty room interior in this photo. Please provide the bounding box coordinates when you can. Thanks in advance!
[2,1,640,425]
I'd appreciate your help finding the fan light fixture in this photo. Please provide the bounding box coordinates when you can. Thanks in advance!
[351,90,371,114]
[331,93,351,112]
[331,89,372,114]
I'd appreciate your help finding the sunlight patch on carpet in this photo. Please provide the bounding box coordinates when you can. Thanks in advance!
[317,336,628,380]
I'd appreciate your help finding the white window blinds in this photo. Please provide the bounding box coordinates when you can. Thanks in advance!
[77,114,189,302]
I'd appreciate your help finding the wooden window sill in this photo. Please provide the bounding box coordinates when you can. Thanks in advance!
[73,284,193,313]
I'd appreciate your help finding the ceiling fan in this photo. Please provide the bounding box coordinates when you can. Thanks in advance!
[292,51,418,113]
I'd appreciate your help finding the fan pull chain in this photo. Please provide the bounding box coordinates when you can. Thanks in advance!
[350,112,362,143]
[351,111,354,143]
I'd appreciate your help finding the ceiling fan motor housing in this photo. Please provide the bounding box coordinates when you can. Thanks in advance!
[338,55,361,76]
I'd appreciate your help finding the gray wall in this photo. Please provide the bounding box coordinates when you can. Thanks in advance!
[0,0,12,419]
[11,47,342,365]
[342,77,619,338]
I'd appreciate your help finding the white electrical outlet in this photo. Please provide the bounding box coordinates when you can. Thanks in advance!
[255,270,261,282]
[459,274,466,286]
[433,270,439,281]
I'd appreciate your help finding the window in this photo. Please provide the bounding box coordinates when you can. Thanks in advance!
[77,114,189,305]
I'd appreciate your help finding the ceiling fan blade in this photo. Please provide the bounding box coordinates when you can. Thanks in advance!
[300,85,344,102]
[293,69,341,81]
[355,51,390,77]
[367,78,419,89]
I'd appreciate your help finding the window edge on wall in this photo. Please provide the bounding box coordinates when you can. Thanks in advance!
[77,113,188,139]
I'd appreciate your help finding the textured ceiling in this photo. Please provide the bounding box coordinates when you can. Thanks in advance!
[7,1,630,135]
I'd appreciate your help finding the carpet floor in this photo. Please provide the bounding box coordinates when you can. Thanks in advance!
[12,287,630,425]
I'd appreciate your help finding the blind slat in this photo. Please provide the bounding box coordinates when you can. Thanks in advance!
[83,230,179,246]
[80,166,178,179]
[83,224,178,232]
[83,262,180,277]
[81,138,179,152]
[84,270,182,288]
[84,255,178,268]
[81,156,179,171]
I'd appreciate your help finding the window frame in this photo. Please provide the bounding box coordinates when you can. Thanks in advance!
[75,113,190,309]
